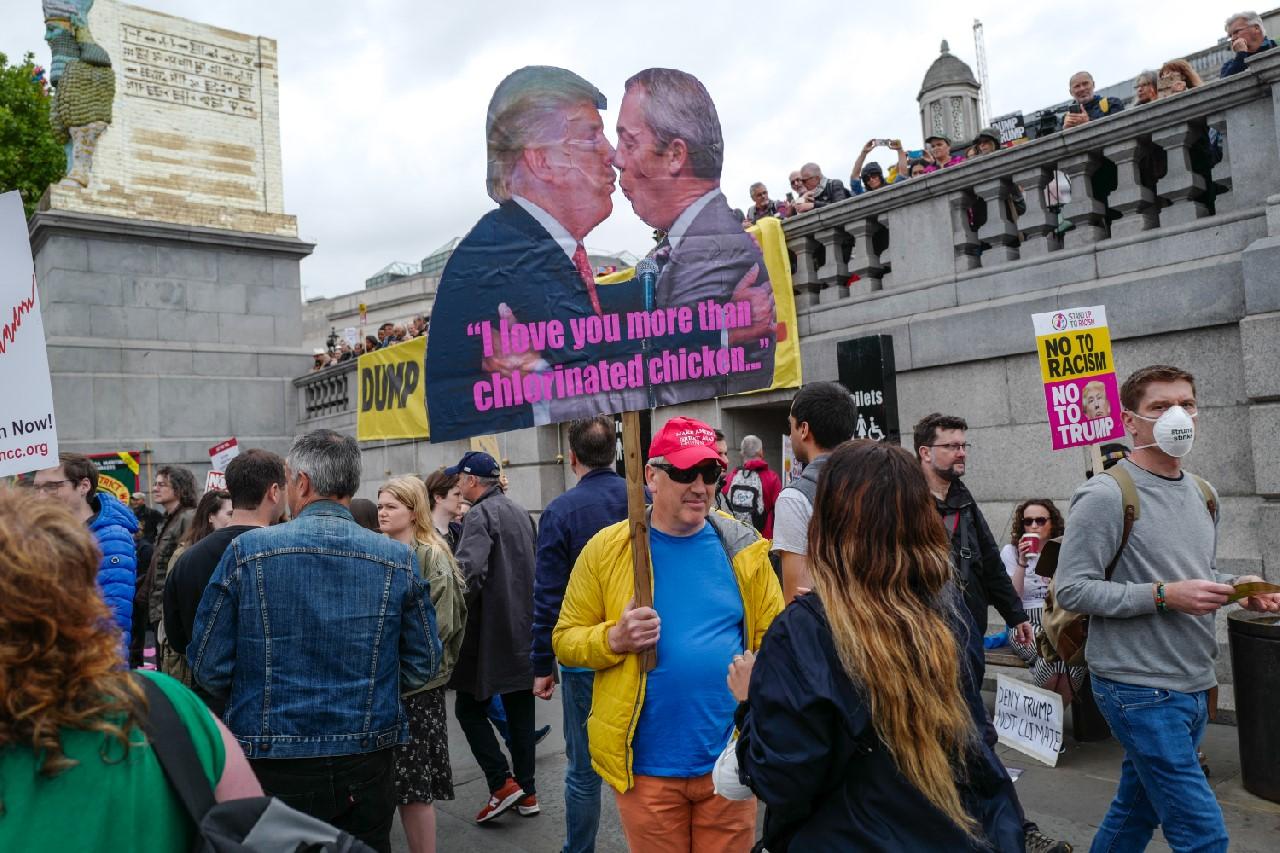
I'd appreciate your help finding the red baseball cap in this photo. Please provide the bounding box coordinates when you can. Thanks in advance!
[648,416,727,469]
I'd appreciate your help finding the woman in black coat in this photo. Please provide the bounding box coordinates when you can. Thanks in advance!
[731,440,1023,852]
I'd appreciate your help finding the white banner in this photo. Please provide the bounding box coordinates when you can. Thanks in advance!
[0,192,59,477]
[994,674,1064,767]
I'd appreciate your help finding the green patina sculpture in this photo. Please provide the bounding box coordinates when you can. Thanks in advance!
[44,0,114,187]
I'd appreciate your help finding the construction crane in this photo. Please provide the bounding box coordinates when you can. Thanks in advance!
[973,18,992,125]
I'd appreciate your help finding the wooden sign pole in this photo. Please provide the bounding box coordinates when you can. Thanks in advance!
[621,410,657,672]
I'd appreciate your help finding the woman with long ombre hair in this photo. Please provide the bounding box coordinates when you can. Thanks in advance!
[0,488,261,851]
[732,441,1021,852]
[377,476,467,853]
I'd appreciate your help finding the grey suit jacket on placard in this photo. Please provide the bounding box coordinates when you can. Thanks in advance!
[651,190,776,406]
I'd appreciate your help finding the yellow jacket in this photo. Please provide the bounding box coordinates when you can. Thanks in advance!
[552,511,784,792]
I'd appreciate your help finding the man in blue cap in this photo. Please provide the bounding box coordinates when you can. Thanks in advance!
[445,450,542,823]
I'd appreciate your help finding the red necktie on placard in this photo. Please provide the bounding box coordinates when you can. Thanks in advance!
[572,243,603,316]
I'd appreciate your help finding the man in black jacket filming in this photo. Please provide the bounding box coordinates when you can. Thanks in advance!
[913,413,1031,649]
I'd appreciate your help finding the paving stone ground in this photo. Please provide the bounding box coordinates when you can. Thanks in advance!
[391,689,1280,852]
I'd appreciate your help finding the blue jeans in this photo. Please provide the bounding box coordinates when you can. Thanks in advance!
[1088,675,1227,853]
[561,669,602,853]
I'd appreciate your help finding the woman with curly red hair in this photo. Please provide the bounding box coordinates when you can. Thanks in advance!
[0,488,260,850]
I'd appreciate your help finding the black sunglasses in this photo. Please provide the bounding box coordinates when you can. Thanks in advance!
[651,462,721,485]
[1022,516,1050,527]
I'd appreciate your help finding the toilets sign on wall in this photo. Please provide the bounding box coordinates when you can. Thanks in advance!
[836,334,899,444]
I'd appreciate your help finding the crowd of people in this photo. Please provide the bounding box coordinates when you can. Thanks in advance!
[740,11,1273,228]
[7,357,1277,853]
[313,317,430,371]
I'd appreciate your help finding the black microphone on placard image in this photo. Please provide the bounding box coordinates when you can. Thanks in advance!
[636,257,659,313]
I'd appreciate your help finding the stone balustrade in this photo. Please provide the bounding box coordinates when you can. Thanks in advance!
[294,360,355,424]
[783,55,1280,306]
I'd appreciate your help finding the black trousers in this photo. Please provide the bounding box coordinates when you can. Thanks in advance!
[250,747,396,853]
[455,689,536,795]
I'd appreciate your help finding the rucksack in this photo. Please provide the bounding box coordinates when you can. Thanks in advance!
[1037,465,1217,666]
[728,467,767,531]
[135,675,377,853]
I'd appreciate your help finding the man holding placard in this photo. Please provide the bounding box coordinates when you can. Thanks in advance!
[1056,365,1280,852]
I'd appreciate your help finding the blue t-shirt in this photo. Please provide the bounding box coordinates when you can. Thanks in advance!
[631,523,745,777]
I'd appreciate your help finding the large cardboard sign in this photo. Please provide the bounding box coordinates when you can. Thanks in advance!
[994,674,1064,767]
[425,66,786,443]
[1031,306,1125,451]
[0,192,59,477]
[357,336,429,441]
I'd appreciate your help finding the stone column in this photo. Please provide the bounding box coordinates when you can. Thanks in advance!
[1105,137,1159,239]
[950,190,981,272]
[975,178,1020,264]
[1207,112,1235,215]
[815,227,849,301]
[1059,152,1108,247]
[786,234,822,307]
[845,217,884,296]
[1152,122,1209,226]
[1012,165,1058,259]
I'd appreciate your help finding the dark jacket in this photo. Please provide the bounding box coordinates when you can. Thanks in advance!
[531,467,632,678]
[189,501,440,759]
[934,479,1027,634]
[1071,95,1125,125]
[1221,38,1277,77]
[736,592,1023,853]
[89,491,139,649]
[650,190,776,406]
[424,201,645,442]
[164,524,257,714]
[812,178,852,208]
[450,485,538,698]
[141,506,194,626]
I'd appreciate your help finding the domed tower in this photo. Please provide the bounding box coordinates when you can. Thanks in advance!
[918,40,982,146]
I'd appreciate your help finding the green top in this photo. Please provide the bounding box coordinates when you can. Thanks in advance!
[0,670,224,852]
[413,540,467,693]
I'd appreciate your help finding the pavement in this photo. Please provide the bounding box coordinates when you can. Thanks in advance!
[391,687,1280,852]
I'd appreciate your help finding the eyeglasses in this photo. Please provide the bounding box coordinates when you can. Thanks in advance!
[650,463,721,485]
[1022,516,1050,527]
[929,443,972,453]
[32,479,70,493]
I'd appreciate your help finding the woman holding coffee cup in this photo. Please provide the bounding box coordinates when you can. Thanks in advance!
[999,499,1086,701]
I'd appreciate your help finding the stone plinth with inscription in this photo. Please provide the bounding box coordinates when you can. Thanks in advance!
[30,0,312,477]
[39,0,294,237]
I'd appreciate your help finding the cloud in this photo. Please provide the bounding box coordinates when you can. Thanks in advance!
[0,0,1233,299]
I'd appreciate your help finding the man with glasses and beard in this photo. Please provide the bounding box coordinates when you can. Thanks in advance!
[554,416,782,852]
[913,413,1031,649]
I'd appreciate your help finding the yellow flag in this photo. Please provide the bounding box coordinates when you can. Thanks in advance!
[357,337,429,441]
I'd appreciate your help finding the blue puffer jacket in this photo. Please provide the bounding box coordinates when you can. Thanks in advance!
[89,491,139,648]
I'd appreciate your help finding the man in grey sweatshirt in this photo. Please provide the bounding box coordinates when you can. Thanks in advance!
[1056,364,1279,853]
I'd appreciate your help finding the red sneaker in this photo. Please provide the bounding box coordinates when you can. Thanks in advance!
[516,793,540,816]
[475,777,524,823]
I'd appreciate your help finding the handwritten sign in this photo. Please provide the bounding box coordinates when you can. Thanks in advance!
[209,438,240,473]
[1031,306,1125,451]
[0,192,59,477]
[994,675,1064,767]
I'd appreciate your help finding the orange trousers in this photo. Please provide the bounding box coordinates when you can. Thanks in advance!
[614,773,757,853]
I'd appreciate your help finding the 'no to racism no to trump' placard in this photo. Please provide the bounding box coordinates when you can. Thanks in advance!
[1031,305,1125,451]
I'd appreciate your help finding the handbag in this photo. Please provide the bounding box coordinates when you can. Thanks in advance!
[134,674,377,853]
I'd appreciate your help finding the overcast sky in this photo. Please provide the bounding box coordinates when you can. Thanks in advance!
[1,0,1238,299]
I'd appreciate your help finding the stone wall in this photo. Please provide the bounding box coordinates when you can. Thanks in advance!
[34,210,313,479]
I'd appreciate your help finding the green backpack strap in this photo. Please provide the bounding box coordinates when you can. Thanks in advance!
[1189,473,1218,521]
[1099,466,1140,580]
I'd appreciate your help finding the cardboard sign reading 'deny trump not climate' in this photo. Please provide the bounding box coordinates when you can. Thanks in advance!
[424,65,797,443]
[1031,305,1125,451]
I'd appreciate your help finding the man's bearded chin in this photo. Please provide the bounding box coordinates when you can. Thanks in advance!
[933,461,963,482]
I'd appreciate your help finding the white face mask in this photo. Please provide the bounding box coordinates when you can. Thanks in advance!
[1129,406,1196,458]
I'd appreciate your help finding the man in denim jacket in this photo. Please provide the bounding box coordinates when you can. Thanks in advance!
[190,430,441,853]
